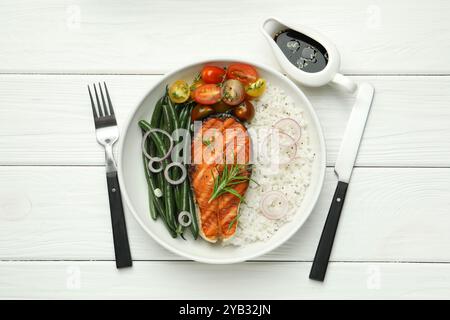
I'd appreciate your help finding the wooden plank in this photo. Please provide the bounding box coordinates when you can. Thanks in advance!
[0,75,449,166]
[1,261,449,299]
[0,0,449,74]
[0,166,449,262]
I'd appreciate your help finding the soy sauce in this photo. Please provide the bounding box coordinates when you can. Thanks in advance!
[274,29,328,73]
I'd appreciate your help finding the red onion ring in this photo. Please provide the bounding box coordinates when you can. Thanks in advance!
[142,128,174,162]
[164,162,187,185]
[261,131,297,165]
[178,211,192,227]
[260,191,289,220]
[273,118,302,145]
[148,159,163,173]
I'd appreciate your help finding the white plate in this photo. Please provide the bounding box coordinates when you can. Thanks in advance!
[118,58,326,264]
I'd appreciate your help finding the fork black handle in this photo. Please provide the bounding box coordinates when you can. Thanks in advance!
[309,181,348,281]
[106,171,132,268]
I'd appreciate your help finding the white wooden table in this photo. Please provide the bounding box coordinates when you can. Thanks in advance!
[1,0,450,299]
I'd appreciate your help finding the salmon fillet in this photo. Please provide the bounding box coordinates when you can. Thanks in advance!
[190,115,251,242]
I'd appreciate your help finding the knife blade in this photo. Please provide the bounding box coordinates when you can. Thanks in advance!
[309,82,375,281]
[334,83,375,183]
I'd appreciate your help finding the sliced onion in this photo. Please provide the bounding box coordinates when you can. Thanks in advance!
[260,191,289,220]
[142,128,174,162]
[148,159,163,173]
[274,118,302,145]
[178,211,192,227]
[164,162,187,185]
[261,131,297,165]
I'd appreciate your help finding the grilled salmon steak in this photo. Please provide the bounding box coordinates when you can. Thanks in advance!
[190,115,251,242]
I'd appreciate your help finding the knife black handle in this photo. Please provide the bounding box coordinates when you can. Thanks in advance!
[309,181,348,281]
[106,171,132,268]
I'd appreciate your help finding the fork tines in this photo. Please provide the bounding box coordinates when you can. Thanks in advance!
[88,82,117,128]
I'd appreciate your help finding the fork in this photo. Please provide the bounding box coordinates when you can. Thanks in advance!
[88,82,132,268]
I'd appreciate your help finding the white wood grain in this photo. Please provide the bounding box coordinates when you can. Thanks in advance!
[0,0,449,74]
[1,166,449,262]
[1,75,450,166]
[1,261,449,299]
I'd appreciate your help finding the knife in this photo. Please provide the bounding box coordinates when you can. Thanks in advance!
[309,82,375,281]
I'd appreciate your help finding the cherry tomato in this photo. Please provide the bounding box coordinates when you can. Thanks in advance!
[226,63,258,84]
[213,101,233,113]
[245,78,266,98]
[190,79,204,99]
[194,84,221,105]
[201,66,226,84]
[221,79,245,106]
[191,104,215,121]
[168,80,190,103]
[233,100,255,122]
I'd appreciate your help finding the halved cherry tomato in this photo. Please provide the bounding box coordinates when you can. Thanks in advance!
[233,100,255,122]
[221,79,245,106]
[226,63,258,85]
[201,66,226,84]
[191,104,215,121]
[245,78,266,98]
[194,84,222,105]
[190,79,204,99]
[168,80,190,103]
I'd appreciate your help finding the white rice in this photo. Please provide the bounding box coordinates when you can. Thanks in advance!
[224,83,316,246]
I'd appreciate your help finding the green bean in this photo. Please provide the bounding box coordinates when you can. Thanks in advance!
[187,103,195,133]
[142,155,157,220]
[150,96,164,128]
[178,106,189,128]
[178,177,189,211]
[146,175,165,219]
[165,89,179,135]
[141,118,157,220]
[161,99,173,134]
[146,96,166,192]
[180,101,195,129]
[143,97,163,165]
[186,132,199,237]
[161,94,178,135]
[175,103,184,115]
[174,183,183,212]
[155,111,166,191]
[163,169,177,228]
[188,185,199,239]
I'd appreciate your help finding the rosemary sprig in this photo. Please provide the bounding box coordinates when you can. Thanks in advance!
[208,164,256,203]
[192,72,201,83]
[202,136,214,147]
[228,213,240,231]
